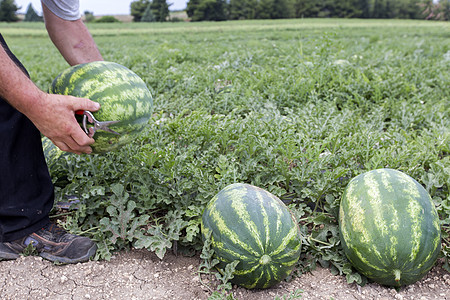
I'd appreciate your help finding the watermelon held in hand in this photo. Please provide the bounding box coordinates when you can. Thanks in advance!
[201,183,302,289]
[41,136,66,167]
[50,61,153,154]
[339,168,441,287]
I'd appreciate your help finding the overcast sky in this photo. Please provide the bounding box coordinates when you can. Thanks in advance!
[15,0,188,15]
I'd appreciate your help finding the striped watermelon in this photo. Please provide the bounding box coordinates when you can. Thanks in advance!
[339,168,441,287]
[201,183,302,289]
[41,136,65,167]
[50,61,153,154]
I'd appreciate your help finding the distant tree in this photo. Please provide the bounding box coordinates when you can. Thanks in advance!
[228,0,258,20]
[131,0,150,22]
[291,0,322,18]
[186,0,200,18]
[419,0,449,20]
[151,0,170,22]
[187,0,227,21]
[335,0,363,17]
[0,0,19,22]
[84,10,96,22]
[441,0,450,20]
[23,3,43,22]
[141,3,155,22]
[270,0,294,19]
[95,15,120,23]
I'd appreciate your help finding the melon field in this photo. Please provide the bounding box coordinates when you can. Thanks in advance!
[1,19,449,298]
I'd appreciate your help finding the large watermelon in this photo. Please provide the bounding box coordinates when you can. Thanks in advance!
[201,183,302,289]
[339,168,441,287]
[50,61,153,154]
[41,136,65,167]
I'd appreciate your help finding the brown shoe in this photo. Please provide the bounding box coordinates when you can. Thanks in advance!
[0,223,97,264]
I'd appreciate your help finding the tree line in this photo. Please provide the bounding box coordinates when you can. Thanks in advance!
[185,0,449,21]
[1,0,448,22]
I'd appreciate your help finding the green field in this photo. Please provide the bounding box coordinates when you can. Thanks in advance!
[2,19,449,285]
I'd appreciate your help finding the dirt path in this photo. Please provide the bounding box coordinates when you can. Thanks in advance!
[0,250,448,300]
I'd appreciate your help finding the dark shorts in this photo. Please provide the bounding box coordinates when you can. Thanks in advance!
[0,33,53,242]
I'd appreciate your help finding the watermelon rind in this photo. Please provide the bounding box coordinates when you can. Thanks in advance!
[41,136,66,167]
[339,168,441,287]
[201,183,302,289]
[50,61,153,154]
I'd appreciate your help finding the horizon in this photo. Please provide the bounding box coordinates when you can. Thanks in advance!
[15,0,188,15]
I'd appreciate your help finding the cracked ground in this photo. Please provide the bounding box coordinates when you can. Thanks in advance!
[0,250,449,300]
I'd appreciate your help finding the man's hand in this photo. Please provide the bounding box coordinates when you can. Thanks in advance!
[27,93,101,154]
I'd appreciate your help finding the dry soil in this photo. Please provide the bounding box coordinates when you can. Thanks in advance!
[0,250,449,300]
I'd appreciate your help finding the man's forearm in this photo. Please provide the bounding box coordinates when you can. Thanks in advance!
[42,3,103,66]
[0,45,45,116]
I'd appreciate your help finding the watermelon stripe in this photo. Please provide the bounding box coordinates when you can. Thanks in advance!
[341,183,370,244]
[278,256,301,267]
[212,240,252,261]
[407,198,422,262]
[252,267,274,289]
[353,248,385,271]
[269,196,285,248]
[274,245,302,263]
[207,206,260,257]
[233,262,260,276]
[269,264,282,282]
[269,225,300,257]
[229,190,265,252]
[365,172,389,237]
[255,190,271,252]
[79,76,145,99]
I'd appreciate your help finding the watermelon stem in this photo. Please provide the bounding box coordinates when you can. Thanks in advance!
[259,254,272,265]
[393,269,401,282]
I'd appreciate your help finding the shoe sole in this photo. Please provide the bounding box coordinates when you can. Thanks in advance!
[40,243,98,264]
[0,243,20,260]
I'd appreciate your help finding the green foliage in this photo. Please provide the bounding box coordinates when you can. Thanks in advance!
[141,3,155,22]
[274,290,303,300]
[5,19,449,285]
[23,3,42,22]
[84,11,96,23]
[187,0,228,21]
[131,0,150,22]
[188,0,441,20]
[151,0,170,22]
[419,0,450,20]
[199,230,239,299]
[94,16,121,23]
[141,0,170,22]
[228,0,258,20]
[0,0,19,22]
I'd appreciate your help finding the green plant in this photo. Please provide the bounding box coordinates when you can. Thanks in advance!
[5,19,446,287]
[274,289,303,300]
[95,16,121,23]
[199,230,238,299]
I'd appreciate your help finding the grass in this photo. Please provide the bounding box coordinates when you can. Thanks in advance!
[1,18,449,285]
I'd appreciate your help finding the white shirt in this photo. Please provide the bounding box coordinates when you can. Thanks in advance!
[41,0,80,21]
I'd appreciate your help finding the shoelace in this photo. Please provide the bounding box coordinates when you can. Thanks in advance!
[40,223,68,241]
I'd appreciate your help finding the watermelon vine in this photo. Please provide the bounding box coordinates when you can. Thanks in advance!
[36,20,450,287]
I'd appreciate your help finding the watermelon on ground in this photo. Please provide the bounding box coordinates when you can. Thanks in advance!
[201,183,302,289]
[50,61,153,154]
[339,168,441,287]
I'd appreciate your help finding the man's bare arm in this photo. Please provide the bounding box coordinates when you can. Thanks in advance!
[0,44,99,154]
[42,1,103,66]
